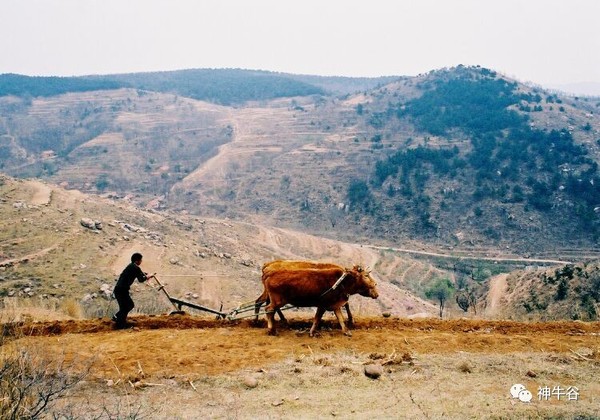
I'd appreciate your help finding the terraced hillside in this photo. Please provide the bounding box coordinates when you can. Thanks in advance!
[0,89,233,198]
[1,177,598,419]
[2,66,600,257]
[169,96,386,227]
[4,174,599,323]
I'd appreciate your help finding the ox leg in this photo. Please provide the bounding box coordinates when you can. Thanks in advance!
[255,294,286,324]
[254,289,269,322]
[344,303,354,329]
[334,307,352,337]
[265,304,278,336]
[309,307,326,337]
[276,309,288,324]
[254,299,263,322]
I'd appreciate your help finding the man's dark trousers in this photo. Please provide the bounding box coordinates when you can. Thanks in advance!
[113,287,134,327]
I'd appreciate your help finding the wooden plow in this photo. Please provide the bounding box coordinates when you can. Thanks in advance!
[151,275,227,319]
[149,275,294,320]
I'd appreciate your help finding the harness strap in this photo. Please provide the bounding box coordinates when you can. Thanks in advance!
[320,272,348,297]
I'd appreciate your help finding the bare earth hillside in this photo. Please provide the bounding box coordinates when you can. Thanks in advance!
[2,175,595,322]
[2,316,599,418]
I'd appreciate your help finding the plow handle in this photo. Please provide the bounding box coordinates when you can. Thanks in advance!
[151,275,180,311]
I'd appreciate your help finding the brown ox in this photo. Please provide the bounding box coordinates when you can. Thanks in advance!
[255,260,353,326]
[263,264,379,337]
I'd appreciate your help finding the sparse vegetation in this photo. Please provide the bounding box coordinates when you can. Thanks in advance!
[504,261,600,321]
[1,317,599,419]
[0,173,598,418]
[344,67,600,244]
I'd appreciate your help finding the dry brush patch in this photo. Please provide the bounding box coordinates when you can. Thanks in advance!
[0,328,92,418]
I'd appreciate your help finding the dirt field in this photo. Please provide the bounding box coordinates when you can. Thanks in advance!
[3,315,599,419]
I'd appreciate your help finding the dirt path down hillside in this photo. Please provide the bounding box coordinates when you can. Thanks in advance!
[485,273,509,317]
[0,245,60,268]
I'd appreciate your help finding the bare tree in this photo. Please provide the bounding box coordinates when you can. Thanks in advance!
[327,205,343,228]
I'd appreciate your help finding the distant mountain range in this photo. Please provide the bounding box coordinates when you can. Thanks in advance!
[0,69,400,104]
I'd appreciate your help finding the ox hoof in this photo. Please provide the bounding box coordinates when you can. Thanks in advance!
[343,330,353,337]
[267,329,278,336]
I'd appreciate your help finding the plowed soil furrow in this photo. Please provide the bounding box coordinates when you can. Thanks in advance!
[3,316,599,381]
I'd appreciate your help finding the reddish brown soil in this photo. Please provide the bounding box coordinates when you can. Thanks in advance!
[4,316,599,381]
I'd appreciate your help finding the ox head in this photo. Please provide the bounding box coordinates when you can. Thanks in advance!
[349,265,379,299]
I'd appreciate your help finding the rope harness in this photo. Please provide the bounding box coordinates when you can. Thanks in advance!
[319,271,349,297]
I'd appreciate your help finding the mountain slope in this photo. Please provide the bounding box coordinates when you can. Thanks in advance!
[167,66,600,255]
[1,66,600,257]
[0,175,442,319]
[2,175,597,322]
[483,260,600,321]
[343,66,600,252]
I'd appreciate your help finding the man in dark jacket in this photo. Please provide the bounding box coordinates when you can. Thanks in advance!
[112,252,153,329]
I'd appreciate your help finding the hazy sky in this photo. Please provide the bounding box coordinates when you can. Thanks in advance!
[1,0,599,87]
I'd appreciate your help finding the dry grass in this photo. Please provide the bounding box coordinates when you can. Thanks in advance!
[1,174,600,417]
[2,315,599,418]
[0,297,77,322]
[34,350,600,419]
[0,175,447,323]
[60,298,84,319]
[0,323,93,418]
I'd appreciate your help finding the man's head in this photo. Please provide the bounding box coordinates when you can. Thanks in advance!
[131,252,143,265]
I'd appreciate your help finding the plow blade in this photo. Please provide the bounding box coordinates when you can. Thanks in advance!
[169,298,227,319]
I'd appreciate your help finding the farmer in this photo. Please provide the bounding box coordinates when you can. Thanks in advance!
[112,252,153,329]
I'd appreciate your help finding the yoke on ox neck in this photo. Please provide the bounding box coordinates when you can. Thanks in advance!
[320,271,348,297]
